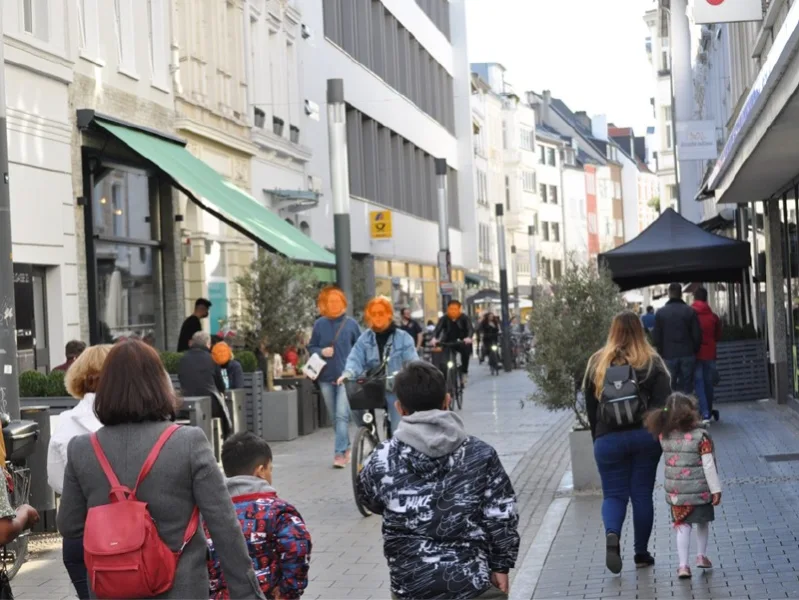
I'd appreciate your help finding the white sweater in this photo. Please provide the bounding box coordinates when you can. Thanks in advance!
[46,393,102,494]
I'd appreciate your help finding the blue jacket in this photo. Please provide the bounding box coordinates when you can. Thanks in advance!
[343,328,419,391]
[307,315,361,383]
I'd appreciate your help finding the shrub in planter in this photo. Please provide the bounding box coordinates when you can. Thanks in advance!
[160,351,183,375]
[527,260,624,428]
[19,370,47,398]
[44,370,68,397]
[237,350,258,374]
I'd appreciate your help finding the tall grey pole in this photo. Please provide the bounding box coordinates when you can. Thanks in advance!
[436,158,451,311]
[327,79,352,308]
[0,18,20,418]
[511,245,518,313]
[496,205,512,372]
[528,225,537,302]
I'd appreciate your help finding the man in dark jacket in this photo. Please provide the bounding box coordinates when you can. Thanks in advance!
[653,283,702,394]
[692,287,722,423]
[178,331,231,438]
[177,298,212,352]
[357,362,519,599]
[433,300,474,382]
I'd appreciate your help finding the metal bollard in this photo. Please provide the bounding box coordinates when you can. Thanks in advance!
[177,396,213,443]
[225,389,246,434]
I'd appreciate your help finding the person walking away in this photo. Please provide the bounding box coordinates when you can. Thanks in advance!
[357,362,519,599]
[57,339,264,599]
[53,341,87,372]
[211,341,245,390]
[207,432,312,599]
[178,331,232,439]
[433,300,474,384]
[653,283,702,394]
[641,306,656,332]
[47,344,112,599]
[645,393,722,579]
[307,286,361,469]
[177,298,212,352]
[338,297,419,435]
[399,308,424,350]
[692,287,722,424]
[584,311,672,574]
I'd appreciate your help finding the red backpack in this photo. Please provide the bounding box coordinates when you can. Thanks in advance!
[83,424,200,599]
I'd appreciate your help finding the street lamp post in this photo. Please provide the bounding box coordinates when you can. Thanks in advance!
[327,79,353,309]
[496,205,512,372]
[0,12,19,418]
[528,225,537,304]
[436,158,451,311]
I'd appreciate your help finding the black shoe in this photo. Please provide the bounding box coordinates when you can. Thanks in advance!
[606,533,622,574]
[634,552,655,568]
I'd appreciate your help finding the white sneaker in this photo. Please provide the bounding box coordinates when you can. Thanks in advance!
[701,419,711,427]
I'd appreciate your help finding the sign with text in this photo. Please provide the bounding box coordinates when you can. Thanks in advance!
[694,0,762,24]
[677,120,718,160]
[370,210,392,239]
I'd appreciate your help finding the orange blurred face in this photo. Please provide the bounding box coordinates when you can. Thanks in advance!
[447,304,462,320]
[318,287,347,318]
[366,299,393,332]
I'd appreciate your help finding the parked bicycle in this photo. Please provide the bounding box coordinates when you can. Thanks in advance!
[1,414,40,579]
[344,374,392,517]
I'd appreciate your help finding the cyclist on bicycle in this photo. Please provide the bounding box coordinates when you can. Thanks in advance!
[432,300,473,384]
[477,313,500,365]
[338,297,419,434]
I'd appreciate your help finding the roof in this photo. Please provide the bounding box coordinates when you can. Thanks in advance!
[536,123,568,143]
[545,95,608,164]
[636,157,653,174]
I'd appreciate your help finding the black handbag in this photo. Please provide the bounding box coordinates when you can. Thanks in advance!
[345,338,393,411]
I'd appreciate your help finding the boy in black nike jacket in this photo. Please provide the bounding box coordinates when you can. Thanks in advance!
[356,361,519,600]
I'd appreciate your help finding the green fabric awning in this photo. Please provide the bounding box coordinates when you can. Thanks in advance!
[313,267,336,283]
[94,119,335,266]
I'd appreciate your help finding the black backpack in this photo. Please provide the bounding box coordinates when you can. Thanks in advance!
[598,365,647,427]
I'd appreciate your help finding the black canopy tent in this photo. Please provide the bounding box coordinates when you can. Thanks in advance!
[598,208,751,292]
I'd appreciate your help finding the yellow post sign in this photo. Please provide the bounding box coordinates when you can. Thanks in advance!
[370,210,392,239]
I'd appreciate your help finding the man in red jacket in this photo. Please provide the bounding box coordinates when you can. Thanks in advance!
[692,287,722,424]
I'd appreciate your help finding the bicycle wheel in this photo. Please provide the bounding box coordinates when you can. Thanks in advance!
[351,426,379,517]
[455,370,463,410]
[4,465,30,580]
[447,367,458,411]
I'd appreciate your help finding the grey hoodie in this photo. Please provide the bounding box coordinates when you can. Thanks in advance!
[225,475,276,498]
[394,409,468,458]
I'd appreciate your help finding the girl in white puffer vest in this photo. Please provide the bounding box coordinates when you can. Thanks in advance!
[645,392,722,580]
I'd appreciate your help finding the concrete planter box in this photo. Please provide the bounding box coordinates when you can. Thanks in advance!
[262,389,299,442]
[569,429,601,492]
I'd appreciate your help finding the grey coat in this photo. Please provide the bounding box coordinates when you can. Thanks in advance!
[57,421,264,599]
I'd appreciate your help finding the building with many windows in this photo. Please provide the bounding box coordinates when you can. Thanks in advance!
[298,0,475,321]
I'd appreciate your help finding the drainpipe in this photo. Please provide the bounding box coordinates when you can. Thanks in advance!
[170,0,182,95]
[243,0,255,123]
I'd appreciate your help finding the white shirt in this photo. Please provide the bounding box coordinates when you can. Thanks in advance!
[47,393,102,495]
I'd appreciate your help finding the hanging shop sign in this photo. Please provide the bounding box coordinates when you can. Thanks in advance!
[677,120,718,160]
[694,0,763,24]
[370,210,392,239]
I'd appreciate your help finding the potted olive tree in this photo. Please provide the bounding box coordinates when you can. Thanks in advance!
[528,260,623,491]
[234,252,318,441]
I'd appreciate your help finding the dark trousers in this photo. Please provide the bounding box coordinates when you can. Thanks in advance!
[665,356,696,394]
[594,428,662,555]
[63,536,90,599]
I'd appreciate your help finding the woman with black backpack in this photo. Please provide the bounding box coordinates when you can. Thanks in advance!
[583,311,672,575]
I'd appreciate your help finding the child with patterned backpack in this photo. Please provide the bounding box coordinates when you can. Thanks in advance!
[645,392,722,579]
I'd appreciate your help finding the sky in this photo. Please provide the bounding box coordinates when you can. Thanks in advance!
[466,0,656,136]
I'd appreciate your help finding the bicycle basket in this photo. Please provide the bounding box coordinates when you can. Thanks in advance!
[345,375,387,411]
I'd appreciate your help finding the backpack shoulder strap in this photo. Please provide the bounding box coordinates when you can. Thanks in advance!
[132,424,180,497]
[90,433,129,503]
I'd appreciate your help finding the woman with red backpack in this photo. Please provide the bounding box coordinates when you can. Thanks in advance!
[57,339,264,599]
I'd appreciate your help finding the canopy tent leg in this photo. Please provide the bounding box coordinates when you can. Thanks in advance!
[765,198,790,404]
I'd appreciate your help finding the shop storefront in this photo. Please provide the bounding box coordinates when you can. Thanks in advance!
[374,260,465,324]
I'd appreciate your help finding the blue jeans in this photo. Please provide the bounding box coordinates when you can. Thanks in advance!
[665,356,696,394]
[594,429,662,555]
[319,381,352,455]
[694,360,716,419]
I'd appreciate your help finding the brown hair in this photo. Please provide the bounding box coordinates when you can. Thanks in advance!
[644,392,700,439]
[583,311,668,397]
[65,344,112,399]
[94,339,176,426]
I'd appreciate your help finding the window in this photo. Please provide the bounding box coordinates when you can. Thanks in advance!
[539,145,546,164]
[520,128,534,152]
[542,222,550,241]
[148,0,169,89]
[21,0,49,41]
[547,148,556,166]
[552,223,560,242]
[549,185,558,204]
[115,0,137,75]
[588,213,598,234]
[476,170,488,206]
[505,176,511,210]
[540,183,548,203]
[552,260,563,281]
[660,15,669,39]
[22,0,33,33]
[415,0,450,39]
[523,171,536,192]
[502,121,508,150]
[666,183,678,202]
[664,106,673,149]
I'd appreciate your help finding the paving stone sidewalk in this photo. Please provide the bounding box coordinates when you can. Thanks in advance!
[533,400,799,600]
[12,363,572,600]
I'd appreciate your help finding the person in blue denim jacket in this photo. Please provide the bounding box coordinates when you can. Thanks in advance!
[338,296,419,434]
